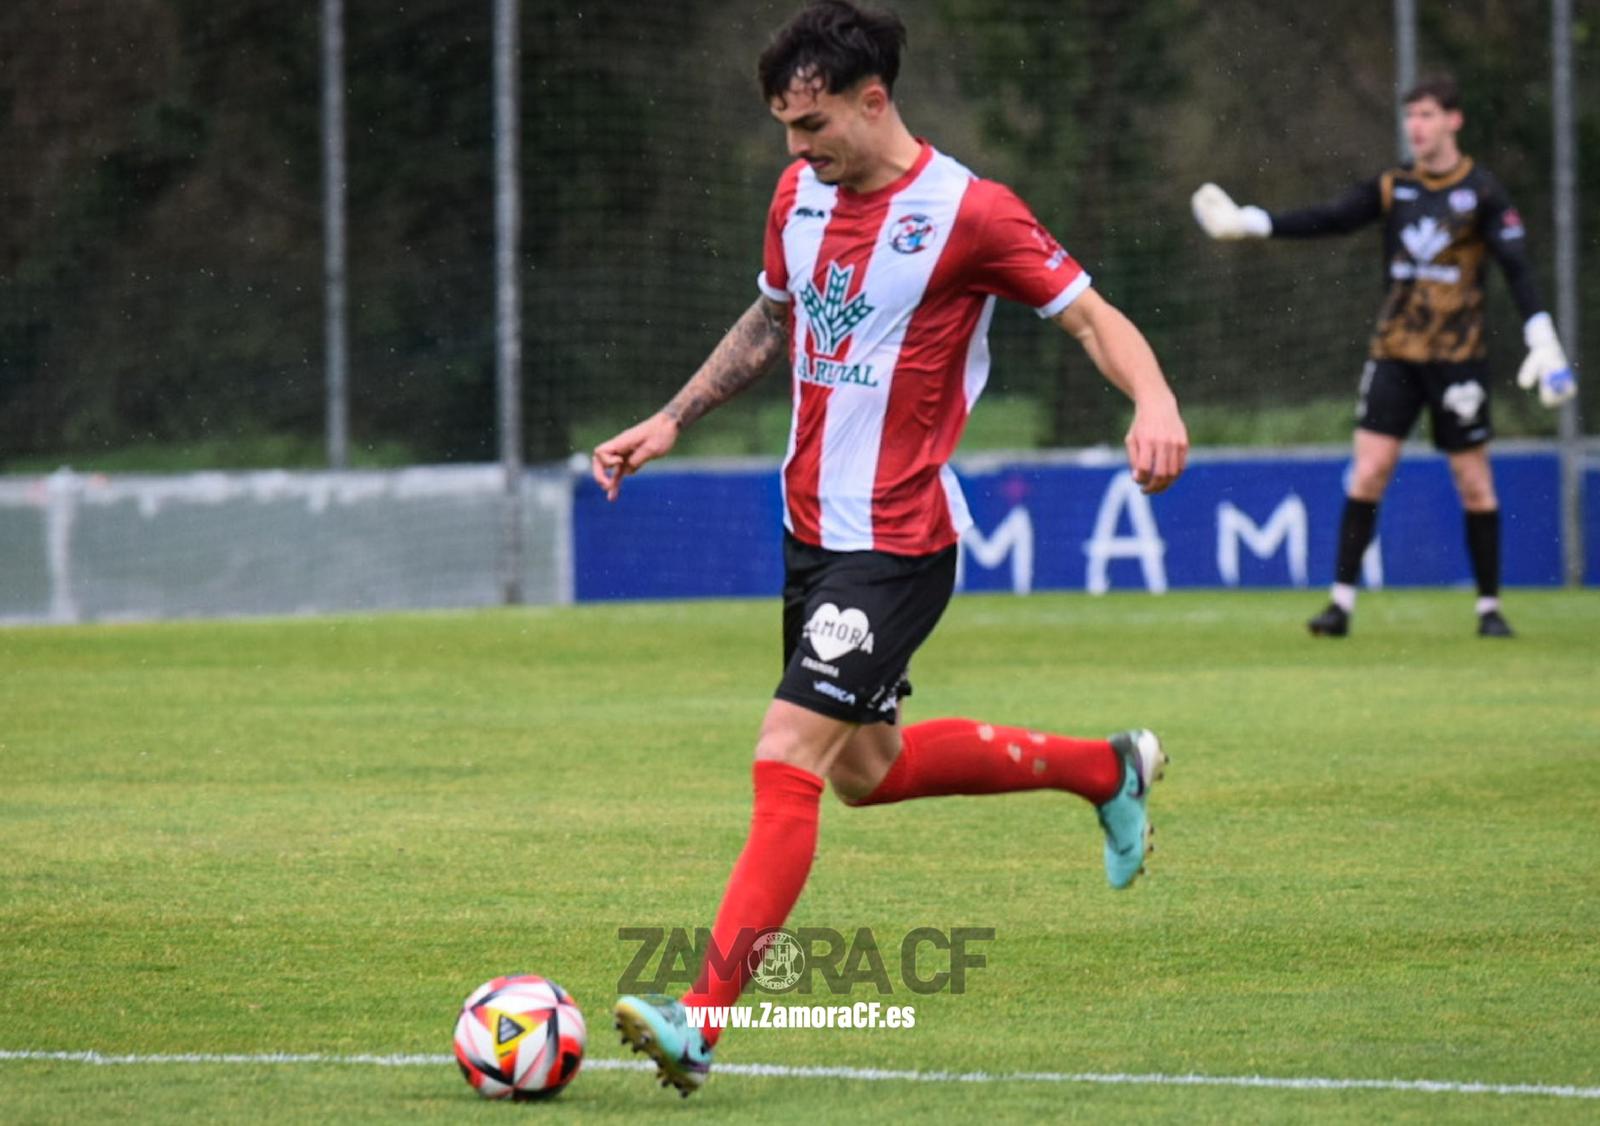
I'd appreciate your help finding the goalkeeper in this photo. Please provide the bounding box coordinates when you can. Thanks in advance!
[1192,75,1576,638]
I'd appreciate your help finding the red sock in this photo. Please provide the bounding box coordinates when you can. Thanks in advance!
[853,718,1121,806]
[681,760,823,1047]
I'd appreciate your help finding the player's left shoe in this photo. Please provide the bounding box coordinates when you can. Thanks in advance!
[613,994,713,1098]
[1477,609,1515,638]
[1097,729,1167,890]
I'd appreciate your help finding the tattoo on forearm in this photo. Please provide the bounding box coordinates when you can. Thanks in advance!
[662,299,789,430]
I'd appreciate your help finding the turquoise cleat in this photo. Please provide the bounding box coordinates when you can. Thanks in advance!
[1096,729,1167,890]
[613,994,713,1097]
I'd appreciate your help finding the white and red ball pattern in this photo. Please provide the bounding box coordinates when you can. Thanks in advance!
[453,974,586,1099]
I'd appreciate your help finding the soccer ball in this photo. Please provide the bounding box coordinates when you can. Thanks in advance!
[452,974,587,1099]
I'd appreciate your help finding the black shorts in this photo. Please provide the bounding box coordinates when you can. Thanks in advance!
[776,533,957,725]
[1355,358,1493,452]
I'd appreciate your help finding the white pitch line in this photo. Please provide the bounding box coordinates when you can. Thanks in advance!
[2,1050,1596,1101]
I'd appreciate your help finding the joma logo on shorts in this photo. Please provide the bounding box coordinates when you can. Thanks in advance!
[812,680,858,706]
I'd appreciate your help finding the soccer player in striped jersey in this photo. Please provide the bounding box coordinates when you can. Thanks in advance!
[1192,75,1577,639]
[594,0,1188,1094]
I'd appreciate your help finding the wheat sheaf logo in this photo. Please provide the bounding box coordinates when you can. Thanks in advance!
[1400,217,1452,264]
[800,261,875,355]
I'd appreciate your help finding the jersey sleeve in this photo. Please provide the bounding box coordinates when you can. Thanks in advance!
[757,164,803,304]
[1478,172,1544,321]
[961,181,1091,317]
[1268,177,1383,237]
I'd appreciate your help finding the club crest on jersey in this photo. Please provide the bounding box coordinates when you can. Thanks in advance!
[889,213,936,254]
[800,260,875,355]
[1448,188,1477,213]
[803,602,875,662]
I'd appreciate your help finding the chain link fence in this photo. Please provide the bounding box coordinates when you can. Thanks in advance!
[2,0,1595,473]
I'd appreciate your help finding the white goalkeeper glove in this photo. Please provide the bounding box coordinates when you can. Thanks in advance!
[1517,313,1577,407]
[1191,182,1272,240]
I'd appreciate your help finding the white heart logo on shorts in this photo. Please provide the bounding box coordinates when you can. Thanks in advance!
[804,602,874,662]
[1442,380,1485,425]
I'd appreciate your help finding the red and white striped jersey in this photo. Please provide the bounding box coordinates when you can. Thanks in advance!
[759,141,1089,556]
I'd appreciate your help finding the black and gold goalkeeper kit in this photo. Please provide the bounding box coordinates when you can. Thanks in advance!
[1268,157,1542,362]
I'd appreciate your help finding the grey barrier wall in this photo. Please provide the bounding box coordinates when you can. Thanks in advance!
[0,466,570,624]
[3,447,1594,624]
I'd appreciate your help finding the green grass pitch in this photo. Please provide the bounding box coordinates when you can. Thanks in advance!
[2,590,1597,1123]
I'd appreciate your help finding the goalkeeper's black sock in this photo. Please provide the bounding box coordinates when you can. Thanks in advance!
[1466,509,1501,599]
[1333,498,1379,587]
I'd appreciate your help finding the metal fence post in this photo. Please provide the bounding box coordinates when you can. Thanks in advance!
[322,0,349,469]
[1552,0,1584,586]
[494,0,525,603]
[1393,0,1417,161]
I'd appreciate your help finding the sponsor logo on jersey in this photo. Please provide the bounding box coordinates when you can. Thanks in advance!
[1393,185,1420,201]
[1390,262,1462,284]
[1393,216,1460,282]
[888,213,936,254]
[1448,187,1478,213]
[795,356,879,388]
[1442,380,1486,425]
[1031,223,1069,270]
[794,206,829,221]
[800,260,875,355]
[1400,216,1451,263]
[803,602,876,661]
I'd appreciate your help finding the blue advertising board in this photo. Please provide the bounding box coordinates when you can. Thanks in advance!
[574,449,1579,601]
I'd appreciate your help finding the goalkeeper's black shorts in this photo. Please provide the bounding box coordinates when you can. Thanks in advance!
[1356,358,1493,452]
[775,531,957,726]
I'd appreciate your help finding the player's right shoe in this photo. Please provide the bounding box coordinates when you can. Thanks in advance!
[613,994,713,1098]
[1307,603,1350,637]
[1477,609,1515,638]
[1096,729,1167,890]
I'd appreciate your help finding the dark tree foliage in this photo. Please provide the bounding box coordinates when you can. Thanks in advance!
[0,0,1594,468]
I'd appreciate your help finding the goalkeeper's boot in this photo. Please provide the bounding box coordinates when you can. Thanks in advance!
[1477,609,1515,638]
[1096,729,1167,890]
[1307,603,1350,637]
[613,994,712,1097]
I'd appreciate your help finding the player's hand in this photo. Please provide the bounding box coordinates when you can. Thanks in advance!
[1191,183,1272,240]
[591,412,680,501]
[1125,396,1188,495]
[1517,313,1577,408]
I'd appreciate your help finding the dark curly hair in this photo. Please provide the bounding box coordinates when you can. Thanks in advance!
[758,1,908,103]
[1403,74,1461,111]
